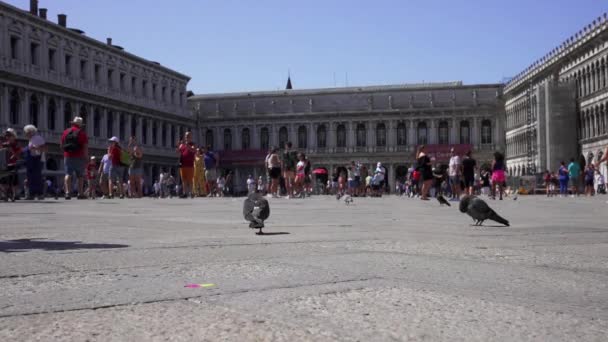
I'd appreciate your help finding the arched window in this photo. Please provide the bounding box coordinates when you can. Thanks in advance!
[397,122,407,146]
[205,129,213,149]
[376,123,386,147]
[64,102,72,129]
[93,108,100,137]
[356,123,366,147]
[131,115,137,137]
[142,119,148,144]
[481,120,492,144]
[336,124,346,148]
[48,99,56,131]
[29,95,39,127]
[9,89,20,125]
[438,121,449,144]
[417,122,427,145]
[298,125,307,149]
[260,127,269,150]
[316,125,327,148]
[242,128,250,150]
[223,128,232,150]
[278,126,288,148]
[459,120,470,144]
[152,121,158,146]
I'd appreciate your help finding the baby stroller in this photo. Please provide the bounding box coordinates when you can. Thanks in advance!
[0,148,22,202]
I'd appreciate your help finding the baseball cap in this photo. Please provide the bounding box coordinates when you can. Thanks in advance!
[108,136,119,143]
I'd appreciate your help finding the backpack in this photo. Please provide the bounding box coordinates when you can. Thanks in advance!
[120,148,131,167]
[63,129,81,152]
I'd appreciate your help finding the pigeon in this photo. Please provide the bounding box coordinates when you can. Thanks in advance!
[343,195,354,205]
[436,194,451,206]
[243,193,270,235]
[459,195,509,227]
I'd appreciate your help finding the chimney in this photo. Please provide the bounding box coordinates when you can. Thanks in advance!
[39,8,47,19]
[30,0,38,15]
[58,14,67,27]
[106,38,112,46]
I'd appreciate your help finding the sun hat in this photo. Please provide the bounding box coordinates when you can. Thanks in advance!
[108,136,119,143]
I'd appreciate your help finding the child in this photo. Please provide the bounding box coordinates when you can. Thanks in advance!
[86,156,98,199]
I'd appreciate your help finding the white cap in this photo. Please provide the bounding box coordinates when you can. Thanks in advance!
[108,136,119,143]
[4,128,16,136]
[72,116,84,125]
[90,156,96,160]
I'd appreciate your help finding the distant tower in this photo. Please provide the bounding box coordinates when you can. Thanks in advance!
[286,71,293,90]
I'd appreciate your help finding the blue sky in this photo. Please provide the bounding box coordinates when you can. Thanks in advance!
[10,0,608,93]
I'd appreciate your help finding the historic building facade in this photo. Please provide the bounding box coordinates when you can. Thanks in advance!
[0,1,192,185]
[504,14,608,178]
[190,82,505,193]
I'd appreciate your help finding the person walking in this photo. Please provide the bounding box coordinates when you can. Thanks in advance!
[85,156,98,199]
[558,161,569,197]
[177,132,196,198]
[267,147,281,198]
[60,116,88,199]
[584,164,595,196]
[416,146,433,200]
[98,147,111,199]
[203,146,218,197]
[282,142,298,198]
[462,150,477,196]
[193,147,207,197]
[490,151,506,200]
[108,137,125,199]
[567,158,581,197]
[247,174,256,195]
[128,137,144,198]
[448,148,462,200]
[23,125,46,200]
[1,128,22,200]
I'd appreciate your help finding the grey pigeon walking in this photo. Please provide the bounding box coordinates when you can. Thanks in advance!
[437,194,451,206]
[459,195,509,226]
[243,193,270,234]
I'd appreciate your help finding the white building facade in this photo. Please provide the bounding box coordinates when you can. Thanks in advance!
[190,82,505,193]
[0,1,193,185]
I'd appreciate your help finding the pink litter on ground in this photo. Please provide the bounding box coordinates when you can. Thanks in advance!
[184,283,215,288]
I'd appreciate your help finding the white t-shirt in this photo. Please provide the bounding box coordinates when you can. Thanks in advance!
[28,134,46,157]
[449,155,461,177]
[374,166,386,181]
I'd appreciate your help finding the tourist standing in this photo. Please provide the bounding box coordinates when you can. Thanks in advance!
[257,176,265,194]
[462,150,477,196]
[282,142,298,198]
[204,146,218,197]
[60,116,88,200]
[543,170,552,197]
[584,164,595,196]
[85,156,98,199]
[193,147,207,197]
[247,174,256,194]
[448,148,462,200]
[267,147,281,198]
[98,147,111,199]
[558,161,569,197]
[128,137,144,198]
[177,132,196,198]
[23,125,46,200]
[294,153,306,197]
[567,158,581,197]
[417,146,433,200]
[108,137,125,199]
[490,151,506,200]
[1,129,21,200]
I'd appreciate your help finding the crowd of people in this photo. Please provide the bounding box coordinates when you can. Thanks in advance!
[2,119,608,202]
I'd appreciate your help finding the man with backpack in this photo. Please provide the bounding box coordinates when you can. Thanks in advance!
[60,116,88,200]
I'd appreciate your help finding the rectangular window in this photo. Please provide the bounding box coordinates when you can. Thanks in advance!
[142,80,148,97]
[107,69,114,88]
[162,87,166,102]
[131,77,136,94]
[152,84,157,100]
[10,36,19,60]
[30,43,39,65]
[48,49,56,70]
[80,60,87,80]
[64,54,72,76]
[94,64,101,84]
[120,73,126,91]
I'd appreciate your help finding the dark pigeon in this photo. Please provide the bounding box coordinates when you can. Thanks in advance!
[437,194,451,206]
[459,195,509,227]
[243,193,270,234]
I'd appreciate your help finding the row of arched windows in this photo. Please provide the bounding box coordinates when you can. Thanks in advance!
[564,55,608,99]
[5,87,185,147]
[580,104,608,140]
[206,120,492,151]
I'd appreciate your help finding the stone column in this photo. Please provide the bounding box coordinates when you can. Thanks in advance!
[86,104,94,137]
[429,119,437,145]
[387,120,396,152]
[146,119,153,146]
[308,122,315,151]
[125,114,132,140]
[156,120,163,147]
[0,85,8,125]
[235,125,242,150]
[39,94,48,131]
[450,117,458,144]
[101,108,108,139]
[367,121,375,151]
[347,121,355,150]
[408,119,416,146]
[113,112,120,140]
[328,122,336,150]
[57,98,65,132]
[472,117,479,148]
[136,116,143,145]
[252,124,259,150]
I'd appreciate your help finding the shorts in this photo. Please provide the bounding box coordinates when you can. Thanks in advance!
[129,168,143,176]
[87,178,98,187]
[205,168,217,181]
[295,174,305,183]
[283,170,295,178]
[570,177,580,188]
[100,173,109,185]
[269,167,281,179]
[491,170,506,183]
[464,175,475,188]
[449,175,460,186]
[109,165,124,181]
[0,166,17,186]
[304,175,312,184]
[64,157,86,178]
[585,179,594,187]
[180,167,194,185]
[348,180,359,188]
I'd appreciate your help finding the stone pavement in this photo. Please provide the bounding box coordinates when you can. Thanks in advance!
[0,195,607,341]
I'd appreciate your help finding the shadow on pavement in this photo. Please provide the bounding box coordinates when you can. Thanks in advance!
[0,238,129,253]
[257,232,291,236]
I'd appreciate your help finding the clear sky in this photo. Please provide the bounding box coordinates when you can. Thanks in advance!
[9,0,608,94]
